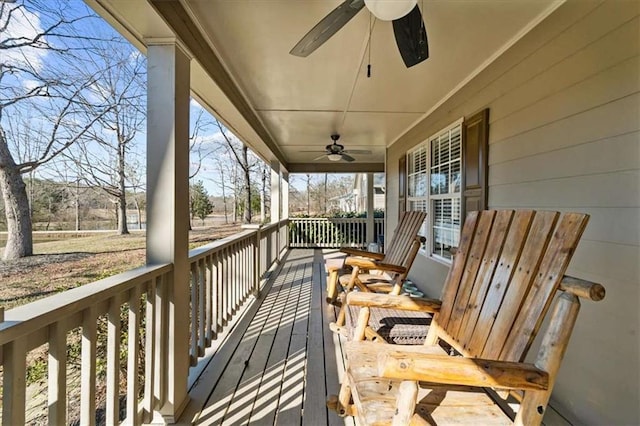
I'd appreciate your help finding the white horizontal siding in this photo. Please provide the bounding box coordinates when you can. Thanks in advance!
[489,92,640,164]
[489,170,639,208]
[489,131,639,184]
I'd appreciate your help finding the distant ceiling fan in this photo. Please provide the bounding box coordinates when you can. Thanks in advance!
[305,134,371,162]
[290,0,428,68]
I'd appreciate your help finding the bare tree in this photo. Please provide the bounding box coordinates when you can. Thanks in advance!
[215,120,257,224]
[126,159,145,230]
[189,106,217,179]
[0,1,116,259]
[305,173,312,215]
[260,164,267,222]
[71,46,145,235]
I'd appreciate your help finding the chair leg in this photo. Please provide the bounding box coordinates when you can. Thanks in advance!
[338,379,355,417]
[327,380,356,417]
[392,381,419,426]
[326,267,340,304]
[335,300,347,327]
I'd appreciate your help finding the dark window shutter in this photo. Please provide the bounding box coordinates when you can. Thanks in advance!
[398,154,407,216]
[462,108,489,218]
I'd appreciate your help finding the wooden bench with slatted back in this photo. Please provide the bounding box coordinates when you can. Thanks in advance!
[332,209,605,425]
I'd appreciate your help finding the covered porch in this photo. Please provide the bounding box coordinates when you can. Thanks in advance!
[1,0,638,425]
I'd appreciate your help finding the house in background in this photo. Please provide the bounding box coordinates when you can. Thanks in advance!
[353,173,385,212]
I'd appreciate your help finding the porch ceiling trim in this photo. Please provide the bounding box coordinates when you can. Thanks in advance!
[149,0,287,167]
[287,162,384,173]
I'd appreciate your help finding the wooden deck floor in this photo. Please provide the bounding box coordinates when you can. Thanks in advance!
[178,249,353,426]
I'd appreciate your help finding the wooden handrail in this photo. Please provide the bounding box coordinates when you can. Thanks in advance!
[0,264,172,347]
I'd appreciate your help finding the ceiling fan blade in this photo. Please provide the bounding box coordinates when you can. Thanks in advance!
[312,154,328,161]
[392,5,429,68]
[343,149,371,154]
[290,0,365,57]
[341,153,356,162]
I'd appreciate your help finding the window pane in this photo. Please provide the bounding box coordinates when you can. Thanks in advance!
[408,175,415,197]
[451,160,461,193]
[430,167,443,195]
[415,173,427,197]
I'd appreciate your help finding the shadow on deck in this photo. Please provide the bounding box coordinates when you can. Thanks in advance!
[178,249,353,425]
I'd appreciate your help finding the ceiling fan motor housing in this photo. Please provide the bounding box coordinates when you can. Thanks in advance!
[327,134,344,153]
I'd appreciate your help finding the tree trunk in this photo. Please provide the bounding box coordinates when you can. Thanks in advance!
[242,145,251,224]
[0,131,33,259]
[75,179,81,231]
[306,174,311,216]
[117,140,129,235]
[324,173,328,214]
[220,168,228,224]
[117,192,129,234]
[232,164,238,223]
[260,167,266,222]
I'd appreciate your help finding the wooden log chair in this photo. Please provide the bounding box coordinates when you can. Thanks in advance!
[326,211,427,331]
[328,209,606,425]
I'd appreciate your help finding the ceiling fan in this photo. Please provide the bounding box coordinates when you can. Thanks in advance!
[305,134,371,162]
[290,0,428,68]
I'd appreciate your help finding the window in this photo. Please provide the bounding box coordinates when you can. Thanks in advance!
[406,120,462,262]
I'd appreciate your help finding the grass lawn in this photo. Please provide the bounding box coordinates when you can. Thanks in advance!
[0,223,242,310]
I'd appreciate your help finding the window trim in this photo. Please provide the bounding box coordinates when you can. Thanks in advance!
[406,118,464,264]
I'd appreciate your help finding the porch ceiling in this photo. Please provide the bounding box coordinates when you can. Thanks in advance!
[88,0,560,172]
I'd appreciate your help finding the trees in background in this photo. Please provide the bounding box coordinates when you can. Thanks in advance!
[190,181,213,226]
[71,43,146,235]
[215,119,261,224]
[0,0,117,259]
[288,174,355,216]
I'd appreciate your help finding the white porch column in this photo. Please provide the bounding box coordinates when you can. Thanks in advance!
[366,173,375,244]
[270,161,281,224]
[146,41,191,422]
[282,171,289,220]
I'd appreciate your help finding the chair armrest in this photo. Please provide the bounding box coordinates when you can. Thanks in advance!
[377,348,549,391]
[347,292,441,313]
[340,247,385,260]
[345,257,406,274]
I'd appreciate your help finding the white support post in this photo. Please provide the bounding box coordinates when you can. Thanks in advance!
[270,161,281,224]
[366,173,375,245]
[282,171,289,221]
[282,171,289,250]
[146,40,191,422]
[270,161,281,261]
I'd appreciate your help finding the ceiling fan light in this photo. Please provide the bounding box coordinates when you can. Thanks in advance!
[364,0,417,21]
[327,153,342,161]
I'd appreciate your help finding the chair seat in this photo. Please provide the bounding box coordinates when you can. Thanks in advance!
[345,342,513,426]
[338,272,394,287]
[345,304,432,345]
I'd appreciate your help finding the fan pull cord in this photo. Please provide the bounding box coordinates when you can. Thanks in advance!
[367,12,373,78]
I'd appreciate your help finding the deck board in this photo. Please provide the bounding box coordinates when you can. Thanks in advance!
[185,249,348,426]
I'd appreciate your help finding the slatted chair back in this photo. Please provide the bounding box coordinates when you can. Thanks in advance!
[432,209,589,363]
[382,211,426,266]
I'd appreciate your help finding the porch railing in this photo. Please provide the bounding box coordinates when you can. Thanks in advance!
[187,220,286,366]
[0,219,288,425]
[0,263,172,425]
[289,217,384,248]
